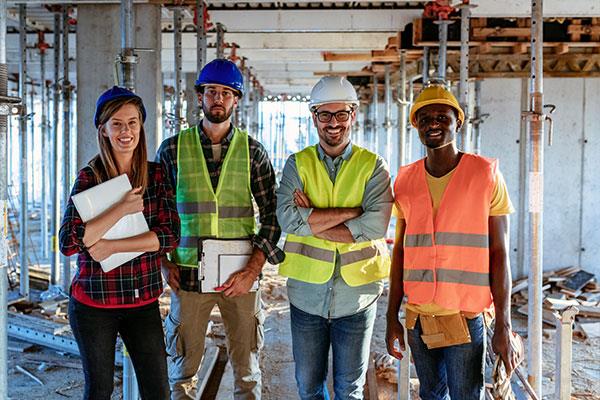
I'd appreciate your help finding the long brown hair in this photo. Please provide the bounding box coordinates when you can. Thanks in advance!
[89,97,148,193]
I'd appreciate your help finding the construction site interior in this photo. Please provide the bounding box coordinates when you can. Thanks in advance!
[0,0,599,399]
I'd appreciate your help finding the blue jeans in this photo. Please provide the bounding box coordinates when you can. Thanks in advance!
[68,298,169,400]
[407,315,486,400]
[289,302,376,400]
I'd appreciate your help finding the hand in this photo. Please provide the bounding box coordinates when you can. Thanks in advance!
[88,239,115,262]
[293,189,312,208]
[386,318,406,360]
[219,268,258,297]
[161,256,180,292]
[120,187,144,216]
[492,325,518,376]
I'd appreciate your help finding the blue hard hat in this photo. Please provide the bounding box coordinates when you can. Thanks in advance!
[196,59,244,97]
[94,86,147,128]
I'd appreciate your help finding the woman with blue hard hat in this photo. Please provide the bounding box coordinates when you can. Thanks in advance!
[59,86,180,400]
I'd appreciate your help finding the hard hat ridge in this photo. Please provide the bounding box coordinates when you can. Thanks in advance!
[196,59,244,97]
[409,83,464,128]
[309,76,359,110]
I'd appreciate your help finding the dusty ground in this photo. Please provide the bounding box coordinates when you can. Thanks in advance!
[7,264,600,399]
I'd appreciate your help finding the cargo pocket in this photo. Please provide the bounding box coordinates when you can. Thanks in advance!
[253,310,265,351]
[164,314,184,358]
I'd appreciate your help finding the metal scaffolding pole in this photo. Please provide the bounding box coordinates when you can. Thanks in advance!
[372,74,379,154]
[61,6,71,292]
[216,23,225,59]
[243,66,251,130]
[196,0,207,71]
[436,21,451,81]
[526,0,545,395]
[50,11,61,288]
[398,51,407,168]
[458,3,472,151]
[19,4,30,301]
[173,8,183,134]
[472,80,483,154]
[1,0,14,395]
[422,46,430,84]
[383,64,393,166]
[120,0,136,90]
[40,51,48,259]
[29,87,35,207]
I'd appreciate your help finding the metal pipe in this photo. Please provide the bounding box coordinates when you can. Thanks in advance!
[41,50,48,259]
[422,46,429,84]
[554,307,578,400]
[120,0,135,89]
[458,3,471,151]
[372,74,379,154]
[29,86,35,207]
[50,11,61,288]
[216,23,225,59]
[19,4,29,301]
[526,0,545,395]
[384,64,392,166]
[61,6,71,293]
[173,8,182,134]
[516,79,529,280]
[472,80,482,154]
[398,51,407,168]
[196,0,207,71]
[0,0,11,395]
[437,21,450,81]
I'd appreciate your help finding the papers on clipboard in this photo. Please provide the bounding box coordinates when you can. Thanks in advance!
[199,239,259,293]
[71,173,149,273]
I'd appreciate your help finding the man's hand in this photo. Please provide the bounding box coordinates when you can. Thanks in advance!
[385,317,406,360]
[161,256,180,292]
[293,189,312,208]
[492,324,518,376]
[219,268,258,297]
[88,239,115,262]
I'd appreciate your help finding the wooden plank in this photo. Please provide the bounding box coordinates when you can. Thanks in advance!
[472,27,532,39]
[364,356,378,400]
[577,305,600,318]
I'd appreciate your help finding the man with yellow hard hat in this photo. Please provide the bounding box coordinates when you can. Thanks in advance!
[385,83,518,399]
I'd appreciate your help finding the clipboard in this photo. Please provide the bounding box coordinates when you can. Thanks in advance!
[71,174,149,273]
[198,238,259,293]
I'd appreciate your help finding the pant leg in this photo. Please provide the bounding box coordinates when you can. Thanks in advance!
[443,315,486,400]
[68,298,119,400]
[289,303,331,400]
[406,318,450,400]
[167,290,219,400]
[330,302,377,400]
[118,301,170,400]
[217,290,263,400]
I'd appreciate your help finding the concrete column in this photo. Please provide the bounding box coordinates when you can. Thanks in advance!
[76,3,162,169]
[185,72,198,127]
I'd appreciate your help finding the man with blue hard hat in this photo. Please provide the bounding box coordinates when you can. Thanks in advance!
[156,59,283,399]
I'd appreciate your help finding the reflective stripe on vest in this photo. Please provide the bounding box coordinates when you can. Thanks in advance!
[173,126,256,268]
[394,153,496,313]
[279,144,390,286]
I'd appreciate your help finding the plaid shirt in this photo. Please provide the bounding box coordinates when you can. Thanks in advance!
[155,122,284,291]
[59,162,180,306]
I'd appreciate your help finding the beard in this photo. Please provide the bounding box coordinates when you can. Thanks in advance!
[203,103,234,123]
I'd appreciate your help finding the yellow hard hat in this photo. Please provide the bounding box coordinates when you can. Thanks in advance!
[409,84,464,128]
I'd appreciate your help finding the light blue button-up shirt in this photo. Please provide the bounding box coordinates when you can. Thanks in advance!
[276,142,393,318]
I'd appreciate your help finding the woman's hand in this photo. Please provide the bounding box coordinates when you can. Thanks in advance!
[119,187,144,216]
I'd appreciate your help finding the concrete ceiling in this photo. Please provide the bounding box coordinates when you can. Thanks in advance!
[3,0,600,95]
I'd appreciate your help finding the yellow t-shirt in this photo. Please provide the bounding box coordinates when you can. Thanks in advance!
[395,166,514,316]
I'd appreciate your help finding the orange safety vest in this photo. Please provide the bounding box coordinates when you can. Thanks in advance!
[394,153,496,313]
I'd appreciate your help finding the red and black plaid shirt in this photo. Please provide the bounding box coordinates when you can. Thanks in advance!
[59,162,180,307]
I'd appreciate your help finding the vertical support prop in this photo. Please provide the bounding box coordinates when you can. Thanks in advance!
[383,64,393,167]
[173,8,183,133]
[436,21,452,81]
[216,23,225,59]
[422,46,429,84]
[61,6,71,293]
[554,307,578,400]
[19,4,29,301]
[0,0,11,395]
[372,74,379,154]
[398,51,407,167]
[40,50,48,259]
[50,11,61,288]
[196,0,207,72]
[458,3,473,151]
[120,0,136,90]
[526,0,545,396]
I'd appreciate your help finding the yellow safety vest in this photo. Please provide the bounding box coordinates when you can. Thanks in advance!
[173,126,256,268]
[279,144,390,286]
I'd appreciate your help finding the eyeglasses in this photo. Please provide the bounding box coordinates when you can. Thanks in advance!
[204,88,236,100]
[314,110,353,123]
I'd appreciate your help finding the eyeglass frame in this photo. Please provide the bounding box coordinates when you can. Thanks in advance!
[313,107,356,123]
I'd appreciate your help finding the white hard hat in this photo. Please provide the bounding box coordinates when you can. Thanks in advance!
[309,76,359,111]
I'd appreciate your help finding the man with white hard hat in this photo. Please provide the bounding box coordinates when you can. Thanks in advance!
[276,76,393,399]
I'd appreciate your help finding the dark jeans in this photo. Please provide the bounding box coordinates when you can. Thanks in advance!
[68,297,169,400]
[407,314,486,400]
